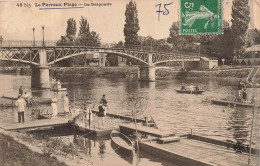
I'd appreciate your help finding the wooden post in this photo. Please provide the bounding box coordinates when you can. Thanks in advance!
[89,109,91,129]
[132,110,134,122]
[145,116,148,126]
[191,128,193,136]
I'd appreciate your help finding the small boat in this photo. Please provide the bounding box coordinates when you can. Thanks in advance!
[110,130,133,152]
[51,88,67,92]
[62,82,84,86]
[211,99,260,108]
[1,96,53,104]
[175,89,204,94]
[246,84,260,88]
[0,103,14,107]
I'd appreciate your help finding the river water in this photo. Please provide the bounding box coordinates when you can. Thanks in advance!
[0,73,259,165]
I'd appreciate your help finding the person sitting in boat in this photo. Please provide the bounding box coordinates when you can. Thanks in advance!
[251,95,256,104]
[238,79,246,90]
[180,85,186,90]
[57,80,61,89]
[189,84,194,91]
[51,78,56,89]
[234,90,242,102]
[195,86,199,91]
[98,100,105,129]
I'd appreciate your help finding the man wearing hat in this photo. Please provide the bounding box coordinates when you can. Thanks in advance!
[15,94,26,123]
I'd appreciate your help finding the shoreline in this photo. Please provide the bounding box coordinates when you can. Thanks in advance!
[0,128,94,166]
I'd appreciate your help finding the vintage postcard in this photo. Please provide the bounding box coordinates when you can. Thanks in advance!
[0,0,260,166]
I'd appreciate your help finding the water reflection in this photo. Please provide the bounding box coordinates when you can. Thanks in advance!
[228,108,250,144]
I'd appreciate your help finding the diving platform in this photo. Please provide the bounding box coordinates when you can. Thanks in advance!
[0,117,72,131]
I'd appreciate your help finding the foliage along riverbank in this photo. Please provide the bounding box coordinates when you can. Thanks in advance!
[0,129,94,166]
[49,66,259,80]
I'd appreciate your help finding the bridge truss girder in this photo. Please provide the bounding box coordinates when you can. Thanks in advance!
[0,48,40,65]
[0,47,200,66]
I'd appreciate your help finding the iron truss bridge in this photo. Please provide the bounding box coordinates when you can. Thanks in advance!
[0,46,200,66]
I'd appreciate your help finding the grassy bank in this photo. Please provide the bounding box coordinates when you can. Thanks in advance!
[0,133,66,166]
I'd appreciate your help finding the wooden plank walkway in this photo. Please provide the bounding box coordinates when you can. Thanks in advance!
[91,110,146,123]
[0,116,72,131]
[120,123,174,138]
[140,138,258,166]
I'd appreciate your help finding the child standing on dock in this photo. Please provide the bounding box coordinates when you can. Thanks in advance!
[15,94,26,123]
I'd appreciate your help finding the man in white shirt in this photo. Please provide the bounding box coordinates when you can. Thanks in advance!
[15,95,26,123]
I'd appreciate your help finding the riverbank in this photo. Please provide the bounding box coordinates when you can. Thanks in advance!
[50,66,259,80]
[3,66,260,80]
[0,129,94,166]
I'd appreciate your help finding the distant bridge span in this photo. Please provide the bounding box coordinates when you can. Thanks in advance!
[0,43,202,88]
[0,46,200,66]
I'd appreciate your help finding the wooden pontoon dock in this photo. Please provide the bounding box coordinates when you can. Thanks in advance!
[0,116,72,131]
[139,134,259,166]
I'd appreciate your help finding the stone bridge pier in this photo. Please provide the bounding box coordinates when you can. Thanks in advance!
[138,53,155,81]
[31,48,50,89]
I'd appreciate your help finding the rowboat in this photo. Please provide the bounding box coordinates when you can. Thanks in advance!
[175,89,204,94]
[246,84,260,88]
[211,99,260,108]
[110,130,133,152]
[62,82,84,86]
[1,96,53,104]
[51,88,67,92]
[0,103,14,107]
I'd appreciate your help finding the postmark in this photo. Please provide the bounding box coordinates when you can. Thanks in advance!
[180,0,223,35]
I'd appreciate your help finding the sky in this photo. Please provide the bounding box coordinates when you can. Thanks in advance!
[0,0,260,43]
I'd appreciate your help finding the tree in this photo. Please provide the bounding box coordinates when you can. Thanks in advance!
[124,0,140,46]
[77,16,101,47]
[66,18,77,36]
[231,0,250,57]
[56,18,77,46]
[167,22,199,52]
[201,21,234,62]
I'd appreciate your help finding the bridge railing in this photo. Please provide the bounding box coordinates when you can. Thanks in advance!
[0,40,57,47]
[0,40,207,59]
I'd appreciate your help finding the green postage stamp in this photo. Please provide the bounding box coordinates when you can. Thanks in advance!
[180,0,223,35]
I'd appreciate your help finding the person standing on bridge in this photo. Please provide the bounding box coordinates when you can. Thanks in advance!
[15,94,26,123]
